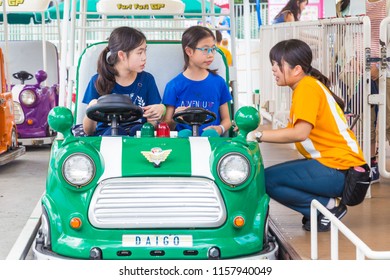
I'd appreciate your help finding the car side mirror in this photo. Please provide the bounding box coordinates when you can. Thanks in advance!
[233,106,260,144]
[48,106,74,138]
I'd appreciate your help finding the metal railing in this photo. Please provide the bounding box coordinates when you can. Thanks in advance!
[310,200,390,260]
[377,17,390,179]
[234,3,268,39]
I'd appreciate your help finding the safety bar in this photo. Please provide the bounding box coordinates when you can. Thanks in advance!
[310,199,390,260]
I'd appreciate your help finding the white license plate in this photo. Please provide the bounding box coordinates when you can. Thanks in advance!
[122,235,193,247]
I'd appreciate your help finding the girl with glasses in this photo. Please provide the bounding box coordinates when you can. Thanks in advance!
[162,25,232,137]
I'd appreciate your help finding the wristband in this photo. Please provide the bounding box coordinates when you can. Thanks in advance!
[161,104,166,117]
[219,125,225,135]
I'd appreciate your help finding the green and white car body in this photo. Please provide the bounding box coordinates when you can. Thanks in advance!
[33,0,278,260]
[33,106,278,260]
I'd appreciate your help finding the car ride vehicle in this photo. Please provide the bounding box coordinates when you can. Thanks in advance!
[32,0,278,260]
[0,0,60,146]
[10,64,59,146]
[35,101,278,260]
[0,47,25,166]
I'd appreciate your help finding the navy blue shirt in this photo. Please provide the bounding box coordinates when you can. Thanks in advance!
[83,71,160,134]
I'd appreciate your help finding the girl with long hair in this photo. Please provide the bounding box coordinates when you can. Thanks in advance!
[83,26,165,136]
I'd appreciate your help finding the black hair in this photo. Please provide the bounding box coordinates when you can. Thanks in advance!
[95,26,146,95]
[269,39,345,110]
[274,0,308,22]
[181,25,217,73]
[340,0,350,12]
[215,30,223,43]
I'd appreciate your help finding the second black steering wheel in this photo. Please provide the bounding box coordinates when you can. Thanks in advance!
[173,107,216,136]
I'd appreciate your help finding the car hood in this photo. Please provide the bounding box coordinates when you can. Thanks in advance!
[93,136,224,182]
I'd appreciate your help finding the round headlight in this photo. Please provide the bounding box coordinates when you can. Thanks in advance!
[218,153,250,186]
[62,153,95,187]
[12,102,24,124]
[20,90,36,105]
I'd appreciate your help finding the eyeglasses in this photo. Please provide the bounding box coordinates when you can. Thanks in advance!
[195,46,217,55]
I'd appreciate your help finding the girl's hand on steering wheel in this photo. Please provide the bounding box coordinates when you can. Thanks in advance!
[143,104,166,121]
[174,106,189,114]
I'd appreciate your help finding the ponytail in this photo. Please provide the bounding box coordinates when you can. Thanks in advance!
[308,67,345,111]
[96,46,117,95]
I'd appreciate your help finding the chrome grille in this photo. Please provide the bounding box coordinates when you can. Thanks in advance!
[13,102,24,124]
[88,177,226,228]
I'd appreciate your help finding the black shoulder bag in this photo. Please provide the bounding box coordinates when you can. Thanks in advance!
[341,164,371,206]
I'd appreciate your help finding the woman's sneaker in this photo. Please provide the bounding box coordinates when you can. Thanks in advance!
[303,199,347,232]
[370,160,380,183]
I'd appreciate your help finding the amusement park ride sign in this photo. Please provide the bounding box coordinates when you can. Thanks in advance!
[116,3,167,11]
[0,0,51,12]
[97,0,185,15]
[0,0,185,14]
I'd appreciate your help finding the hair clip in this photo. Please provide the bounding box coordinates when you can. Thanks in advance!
[106,51,112,64]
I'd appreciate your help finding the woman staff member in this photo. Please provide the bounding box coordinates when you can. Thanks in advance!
[247,39,367,232]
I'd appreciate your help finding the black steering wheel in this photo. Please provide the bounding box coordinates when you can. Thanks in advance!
[173,107,216,136]
[86,94,143,136]
[13,71,34,84]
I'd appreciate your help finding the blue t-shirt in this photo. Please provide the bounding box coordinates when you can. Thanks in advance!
[272,11,289,24]
[162,72,232,135]
[83,71,160,134]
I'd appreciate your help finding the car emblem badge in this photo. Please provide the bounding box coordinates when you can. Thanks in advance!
[141,147,172,167]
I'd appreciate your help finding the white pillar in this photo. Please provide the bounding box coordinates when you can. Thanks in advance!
[244,0,252,106]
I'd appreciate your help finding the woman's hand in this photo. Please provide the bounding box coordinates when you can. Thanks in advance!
[143,104,166,122]
[246,120,312,144]
[246,130,258,142]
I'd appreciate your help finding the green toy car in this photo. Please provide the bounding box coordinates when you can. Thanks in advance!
[33,97,278,259]
[32,0,278,260]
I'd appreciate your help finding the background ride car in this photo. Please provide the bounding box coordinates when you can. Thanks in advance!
[0,47,25,166]
[0,0,60,146]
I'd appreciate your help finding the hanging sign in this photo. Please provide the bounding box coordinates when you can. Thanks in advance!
[96,0,185,15]
[0,0,51,12]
